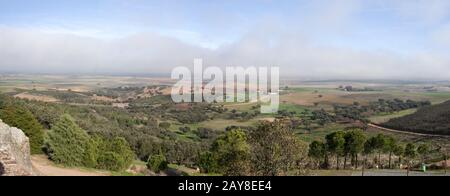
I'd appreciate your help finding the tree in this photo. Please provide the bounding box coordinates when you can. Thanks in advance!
[136,137,161,161]
[250,121,308,176]
[383,136,397,169]
[439,147,448,174]
[211,129,251,176]
[45,114,135,171]
[147,154,168,173]
[326,131,345,170]
[0,104,45,154]
[163,140,200,166]
[417,143,431,164]
[45,114,94,167]
[404,143,417,176]
[344,129,366,169]
[309,141,326,169]
[197,151,219,173]
[372,134,387,167]
[393,144,405,168]
[443,151,448,174]
[362,137,376,175]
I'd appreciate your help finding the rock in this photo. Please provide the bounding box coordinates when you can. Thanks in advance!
[0,119,35,176]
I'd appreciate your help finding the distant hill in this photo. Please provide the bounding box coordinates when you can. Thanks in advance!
[382,101,450,135]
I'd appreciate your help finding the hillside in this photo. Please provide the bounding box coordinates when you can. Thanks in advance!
[382,101,450,135]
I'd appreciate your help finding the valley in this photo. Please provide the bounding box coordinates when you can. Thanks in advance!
[1,74,449,176]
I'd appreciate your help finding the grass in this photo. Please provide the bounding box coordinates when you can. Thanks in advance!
[197,118,259,130]
[278,103,309,114]
[222,101,259,112]
[111,171,143,176]
[287,87,317,93]
[309,170,353,176]
[168,123,202,141]
[296,123,348,143]
[368,109,417,124]
[420,92,450,103]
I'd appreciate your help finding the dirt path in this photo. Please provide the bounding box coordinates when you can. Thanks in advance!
[31,155,109,176]
[368,123,450,138]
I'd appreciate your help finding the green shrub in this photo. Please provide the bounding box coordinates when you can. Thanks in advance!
[45,114,93,166]
[147,154,168,173]
[45,115,135,171]
[97,152,125,171]
[0,104,45,154]
[83,139,99,168]
[197,151,218,173]
[95,136,135,171]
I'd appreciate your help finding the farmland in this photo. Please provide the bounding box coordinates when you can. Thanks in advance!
[1,74,450,176]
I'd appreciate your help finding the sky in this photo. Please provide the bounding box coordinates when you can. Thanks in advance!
[1,0,450,80]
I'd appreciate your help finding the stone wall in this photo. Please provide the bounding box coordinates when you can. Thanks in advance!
[0,119,34,176]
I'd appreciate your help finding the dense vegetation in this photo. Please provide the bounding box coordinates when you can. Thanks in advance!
[334,99,430,122]
[147,154,168,173]
[383,101,450,135]
[45,115,135,171]
[0,93,214,171]
[0,95,44,154]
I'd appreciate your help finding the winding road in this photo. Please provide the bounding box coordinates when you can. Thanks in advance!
[368,123,450,138]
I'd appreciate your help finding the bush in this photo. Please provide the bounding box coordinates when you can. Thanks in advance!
[0,103,45,154]
[159,122,171,129]
[45,114,93,166]
[97,152,125,171]
[45,115,135,171]
[95,137,135,171]
[179,126,191,133]
[147,154,168,173]
[196,127,215,139]
[211,129,251,176]
[197,151,218,173]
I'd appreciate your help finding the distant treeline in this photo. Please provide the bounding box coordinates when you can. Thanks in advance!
[334,99,431,121]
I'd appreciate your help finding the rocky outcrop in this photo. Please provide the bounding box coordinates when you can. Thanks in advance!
[0,119,34,176]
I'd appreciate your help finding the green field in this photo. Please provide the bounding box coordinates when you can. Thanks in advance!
[369,109,417,124]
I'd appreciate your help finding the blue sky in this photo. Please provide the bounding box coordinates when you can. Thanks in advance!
[1,0,450,79]
[2,0,447,50]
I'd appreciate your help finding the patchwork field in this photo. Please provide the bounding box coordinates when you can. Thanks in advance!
[2,75,450,176]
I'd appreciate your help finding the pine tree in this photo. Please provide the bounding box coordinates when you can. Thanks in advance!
[45,114,93,167]
[309,141,326,169]
[326,131,346,170]
[212,129,251,176]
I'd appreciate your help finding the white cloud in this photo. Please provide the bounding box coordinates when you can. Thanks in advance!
[2,0,450,80]
[1,26,450,80]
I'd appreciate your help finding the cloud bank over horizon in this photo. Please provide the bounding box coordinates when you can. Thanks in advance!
[1,0,450,80]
